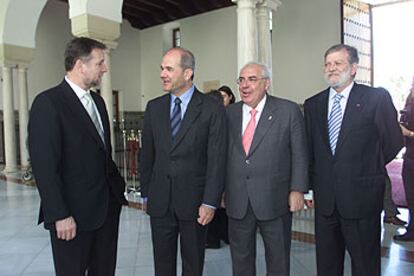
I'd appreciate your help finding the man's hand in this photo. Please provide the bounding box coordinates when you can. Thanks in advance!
[55,216,77,241]
[197,204,215,225]
[289,191,304,212]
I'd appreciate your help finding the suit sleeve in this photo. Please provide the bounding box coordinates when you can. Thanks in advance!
[376,88,404,164]
[203,103,227,207]
[289,103,309,192]
[140,101,155,198]
[303,100,314,190]
[28,94,70,224]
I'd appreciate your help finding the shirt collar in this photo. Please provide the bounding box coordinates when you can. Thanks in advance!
[65,76,90,100]
[170,85,195,106]
[329,81,354,101]
[243,94,267,114]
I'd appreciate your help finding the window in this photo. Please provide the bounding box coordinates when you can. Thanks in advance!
[173,28,181,47]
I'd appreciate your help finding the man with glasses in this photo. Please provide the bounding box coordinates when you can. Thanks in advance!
[304,44,403,276]
[225,62,308,276]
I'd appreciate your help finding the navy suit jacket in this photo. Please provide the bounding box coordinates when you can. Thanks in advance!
[304,83,403,218]
[140,88,227,220]
[28,80,127,231]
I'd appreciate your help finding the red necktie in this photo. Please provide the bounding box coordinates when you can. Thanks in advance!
[242,109,257,154]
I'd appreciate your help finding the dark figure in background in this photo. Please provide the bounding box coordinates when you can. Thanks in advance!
[219,85,236,106]
[394,79,414,242]
[140,47,227,276]
[205,88,232,249]
[304,44,403,276]
[383,173,406,226]
[28,37,128,276]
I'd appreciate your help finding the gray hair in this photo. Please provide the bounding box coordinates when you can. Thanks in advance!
[240,62,272,82]
[324,44,359,65]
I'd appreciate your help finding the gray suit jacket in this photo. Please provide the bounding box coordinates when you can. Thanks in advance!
[225,95,308,220]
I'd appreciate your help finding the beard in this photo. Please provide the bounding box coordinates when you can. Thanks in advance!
[324,66,352,89]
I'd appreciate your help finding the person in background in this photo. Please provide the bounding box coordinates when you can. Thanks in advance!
[304,44,403,276]
[205,89,231,249]
[394,78,414,241]
[218,85,236,106]
[383,173,406,226]
[140,47,227,276]
[28,37,128,276]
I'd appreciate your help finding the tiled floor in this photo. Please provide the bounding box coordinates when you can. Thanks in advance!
[1,177,414,276]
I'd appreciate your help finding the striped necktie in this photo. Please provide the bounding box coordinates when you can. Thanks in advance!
[171,97,182,138]
[328,93,344,154]
[83,93,105,144]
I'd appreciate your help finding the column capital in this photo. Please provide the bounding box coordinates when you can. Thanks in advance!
[102,40,118,51]
[71,13,120,42]
[232,0,261,8]
[257,0,282,11]
[0,43,34,68]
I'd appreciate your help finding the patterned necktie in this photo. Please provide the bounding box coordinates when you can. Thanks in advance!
[83,93,105,143]
[171,97,182,138]
[242,109,257,155]
[328,93,344,154]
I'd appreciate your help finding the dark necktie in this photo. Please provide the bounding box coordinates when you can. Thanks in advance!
[171,97,182,138]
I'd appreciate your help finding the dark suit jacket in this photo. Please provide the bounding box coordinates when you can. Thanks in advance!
[304,83,403,219]
[140,88,227,220]
[225,95,308,220]
[28,80,127,231]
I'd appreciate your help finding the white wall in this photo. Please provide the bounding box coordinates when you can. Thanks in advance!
[139,25,164,110]
[111,20,141,112]
[181,6,238,97]
[272,0,341,103]
[28,0,72,104]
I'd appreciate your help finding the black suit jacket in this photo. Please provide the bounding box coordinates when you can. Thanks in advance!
[304,83,403,218]
[28,80,127,231]
[140,88,227,220]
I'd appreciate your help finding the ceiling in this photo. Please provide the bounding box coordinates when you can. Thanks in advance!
[58,0,235,30]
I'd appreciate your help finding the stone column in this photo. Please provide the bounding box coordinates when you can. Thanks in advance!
[2,65,17,172]
[17,66,30,168]
[257,0,281,95]
[100,43,117,154]
[232,0,260,72]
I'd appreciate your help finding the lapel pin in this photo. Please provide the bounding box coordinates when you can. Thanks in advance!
[268,115,272,120]
[356,103,361,108]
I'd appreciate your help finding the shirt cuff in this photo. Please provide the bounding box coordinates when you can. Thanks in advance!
[304,190,313,200]
[202,203,216,210]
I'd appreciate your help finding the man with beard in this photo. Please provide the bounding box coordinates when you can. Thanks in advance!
[28,37,128,276]
[140,47,226,276]
[304,44,403,276]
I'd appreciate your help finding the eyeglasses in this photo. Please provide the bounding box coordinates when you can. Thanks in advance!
[236,76,267,85]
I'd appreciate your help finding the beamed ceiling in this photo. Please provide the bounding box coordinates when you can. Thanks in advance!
[58,0,235,29]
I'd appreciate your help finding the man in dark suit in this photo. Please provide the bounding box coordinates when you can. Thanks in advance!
[304,44,403,276]
[225,62,308,276]
[28,37,127,276]
[140,47,226,276]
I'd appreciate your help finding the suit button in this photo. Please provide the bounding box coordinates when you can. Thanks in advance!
[245,159,250,164]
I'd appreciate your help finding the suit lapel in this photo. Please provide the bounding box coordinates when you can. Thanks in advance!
[247,96,276,157]
[160,94,173,149]
[335,84,365,154]
[171,90,202,151]
[231,102,244,155]
[60,80,105,150]
[317,89,331,154]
